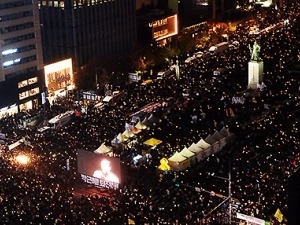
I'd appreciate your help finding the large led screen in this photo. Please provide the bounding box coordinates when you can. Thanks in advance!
[77,149,121,190]
[44,58,74,94]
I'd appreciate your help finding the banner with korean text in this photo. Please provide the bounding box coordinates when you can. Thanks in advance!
[77,149,121,190]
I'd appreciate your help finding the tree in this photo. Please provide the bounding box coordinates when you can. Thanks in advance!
[163,41,181,63]
[74,55,109,91]
[130,44,157,72]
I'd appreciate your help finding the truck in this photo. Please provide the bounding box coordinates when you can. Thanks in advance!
[48,110,74,129]
[128,72,142,83]
[195,51,204,59]
[157,69,174,79]
[102,90,127,106]
[209,42,229,54]
[184,56,196,64]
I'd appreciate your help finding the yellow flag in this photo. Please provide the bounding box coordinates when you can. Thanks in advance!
[274,208,283,222]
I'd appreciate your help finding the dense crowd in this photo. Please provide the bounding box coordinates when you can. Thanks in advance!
[0,2,299,225]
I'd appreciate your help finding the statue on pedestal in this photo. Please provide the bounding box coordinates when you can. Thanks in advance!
[249,41,261,61]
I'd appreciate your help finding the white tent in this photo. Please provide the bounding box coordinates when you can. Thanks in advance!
[205,134,220,155]
[196,139,211,149]
[188,143,204,154]
[180,147,195,158]
[94,143,112,154]
[122,129,135,138]
[212,131,224,141]
[205,134,218,145]
[168,151,187,163]
[168,151,191,171]
[112,133,125,144]
[135,121,147,130]
[219,127,229,137]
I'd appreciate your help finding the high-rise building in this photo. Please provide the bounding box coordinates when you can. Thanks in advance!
[0,0,44,113]
[38,0,137,67]
[178,0,237,27]
[178,0,210,28]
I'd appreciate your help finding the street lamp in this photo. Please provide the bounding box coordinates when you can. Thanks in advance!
[173,160,233,224]
[210,159,232,224]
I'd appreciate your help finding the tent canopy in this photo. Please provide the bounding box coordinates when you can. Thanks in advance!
[180,147,195,158]
[94,143,112,154]
[122,129,135,138]
[112,133,125,144]
[168,151,187,163]
[135,121,147,130]
[143,138,162,147]
[219,127,229,137]
[188,143,204,154]
[196,139,211,149]
[212,131,224,141]
[205,134,218,145]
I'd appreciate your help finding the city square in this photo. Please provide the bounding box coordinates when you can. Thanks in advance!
[0,0,299,225]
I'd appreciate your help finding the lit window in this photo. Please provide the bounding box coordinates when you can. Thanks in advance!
[2,48,18,55]
[3,60,14,67]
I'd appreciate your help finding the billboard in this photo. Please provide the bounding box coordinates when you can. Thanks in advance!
[149,14,178,41]
[77,149,121,190]
[44,58,74,94]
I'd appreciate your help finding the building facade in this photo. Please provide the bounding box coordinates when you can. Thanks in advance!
[178,0,236,27]
[38,0,137,67]
[0,0,44,113]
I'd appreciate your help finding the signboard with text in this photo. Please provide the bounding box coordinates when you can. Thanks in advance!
[149,14,178,41]
[44,58,74,94]
[77,149,121,190]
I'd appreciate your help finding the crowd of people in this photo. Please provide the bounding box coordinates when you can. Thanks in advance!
[0,2,299,225]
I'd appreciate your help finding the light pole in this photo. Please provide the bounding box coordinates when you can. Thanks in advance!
[174,160,233,224]
[211,159,232,224]
[95,67,102,94]
[95,68,99,89]
[96,70,98,88]
[175,59,180,80]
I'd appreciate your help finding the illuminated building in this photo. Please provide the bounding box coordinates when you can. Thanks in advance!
[178,0,237,26]
[0,0,44,114]
[38,0,136,67]
[178,0,210,27]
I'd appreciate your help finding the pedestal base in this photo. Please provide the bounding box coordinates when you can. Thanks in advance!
[248,61,264,89]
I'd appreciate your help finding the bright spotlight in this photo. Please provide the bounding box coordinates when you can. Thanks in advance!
[15,154,30,165]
